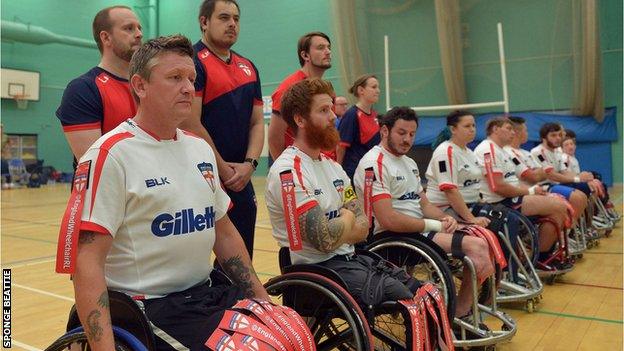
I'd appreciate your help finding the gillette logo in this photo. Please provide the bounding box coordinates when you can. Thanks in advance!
[151,207,215,237]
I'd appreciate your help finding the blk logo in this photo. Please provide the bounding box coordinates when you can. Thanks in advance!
[145,177,170,188]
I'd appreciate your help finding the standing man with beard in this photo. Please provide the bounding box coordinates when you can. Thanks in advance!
[267,32,332,160]
[179,0,264,259]
[57,5,143,162]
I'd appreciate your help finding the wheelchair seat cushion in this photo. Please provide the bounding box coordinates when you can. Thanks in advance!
[142,281,244,350]
[316,254,420,307]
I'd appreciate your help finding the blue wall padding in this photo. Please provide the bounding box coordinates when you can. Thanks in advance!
[411,107,617,186]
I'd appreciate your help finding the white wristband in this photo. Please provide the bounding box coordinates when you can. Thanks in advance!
[574,176,580,183]
[528,185,537,195]
[423,219,443,232]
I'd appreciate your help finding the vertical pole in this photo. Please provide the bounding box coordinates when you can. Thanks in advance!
[384,35,391,111]
[497,23,510,113]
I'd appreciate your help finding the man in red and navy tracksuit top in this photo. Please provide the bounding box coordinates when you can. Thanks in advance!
[56,6,143,163]
[180,0,264,259]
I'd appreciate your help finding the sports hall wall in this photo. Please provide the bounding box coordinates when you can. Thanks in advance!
[1,0,622,184]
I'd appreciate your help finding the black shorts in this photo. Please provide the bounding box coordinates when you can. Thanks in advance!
[142,281,244,351]
[316,253,420,307]
[496,196,523,210]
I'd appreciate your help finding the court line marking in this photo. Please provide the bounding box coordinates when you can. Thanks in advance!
[583,251,623,255]
[2,217,60,227]
[535,309,624,325]
[13,283,74,302]
[12,340,43,351]
[557,281,623,291]
[1,233,56,245]
[3,255,56,268]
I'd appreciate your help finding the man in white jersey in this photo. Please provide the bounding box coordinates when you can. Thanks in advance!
[56,35,277,351]
[503,116,547,186]
[353,107,493,318]
[266,79,423,307]
[530,122,590,218]
[474,117,569,259]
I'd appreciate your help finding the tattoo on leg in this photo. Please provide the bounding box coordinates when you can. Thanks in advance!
[97,291,109,309]
[86,309,103,342]
[79,231,96,245]
[222,255,255,298]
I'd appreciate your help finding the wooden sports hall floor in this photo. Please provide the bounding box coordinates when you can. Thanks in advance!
[1,179,622,350]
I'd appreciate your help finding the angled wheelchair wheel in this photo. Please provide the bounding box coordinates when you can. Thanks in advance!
[367,235,456,322]
[265,271,373,351]
[369,301,413,351]
[45,326,147,351]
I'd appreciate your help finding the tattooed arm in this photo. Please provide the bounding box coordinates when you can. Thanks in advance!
[342,194,369,241]
[72,230,114,351]
[298,200,369,253]
[213,215,270,300]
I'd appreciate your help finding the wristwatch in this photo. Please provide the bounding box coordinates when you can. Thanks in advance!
[244,158,258,170]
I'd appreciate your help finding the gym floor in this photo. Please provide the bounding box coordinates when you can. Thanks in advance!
[1,179,622,350]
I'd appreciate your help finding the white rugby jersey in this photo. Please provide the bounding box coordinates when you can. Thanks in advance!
[266,146,354,265]
[474,139,520,203]
[426,140,481,205]
[353,145,424,235]
[503,146,533,179]
[562,154,581,174]
[530,144,568,173]
[77,120,231,298]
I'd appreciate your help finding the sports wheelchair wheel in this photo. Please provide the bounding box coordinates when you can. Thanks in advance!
[366,234,456,322]
[265,271,373,351]
[45,326,147,351]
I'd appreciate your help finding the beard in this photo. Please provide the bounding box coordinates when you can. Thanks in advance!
[311,59,331,69]
[546,140,559,149]
[387,137,411,156]
[305,121,339,151]
[113,42,137,62]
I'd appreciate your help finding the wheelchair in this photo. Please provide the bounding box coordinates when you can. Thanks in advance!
[45,269,248,351]
[365,231,517,350]
[264,247,453,351]
[45,289,154,351]
[471,204,544,313]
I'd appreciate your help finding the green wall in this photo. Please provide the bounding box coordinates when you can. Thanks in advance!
[1,0,621,183]
[1,0,150,172]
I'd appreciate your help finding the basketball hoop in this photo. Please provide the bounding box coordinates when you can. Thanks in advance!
[11,94,29,110]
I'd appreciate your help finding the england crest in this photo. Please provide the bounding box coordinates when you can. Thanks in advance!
[74,160,91,192]
[237,62,252,76]
[333,179,344,193]
[197,162,216,191]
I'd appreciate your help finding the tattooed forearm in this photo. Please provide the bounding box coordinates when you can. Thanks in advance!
[97,291,109,309]
[343,199,368,228]
[299,205,344,253]
[222,255,255,298]
[86,309,103,342]
[79,231,96,245]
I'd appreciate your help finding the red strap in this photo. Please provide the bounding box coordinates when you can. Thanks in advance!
[275,304,316,351]
[547,193,575,228]
[398,299,424,351]
[205,329,245,351]
[232,300,292,350]
[255,299,315,351]
[55,160,91,274]
[465,226,507,270]
[230,333,276,351]
[279,170,303,251]
[483,152,497,192]
[364,168,375,227]
[218,310,288,351]
[422,283,455,351]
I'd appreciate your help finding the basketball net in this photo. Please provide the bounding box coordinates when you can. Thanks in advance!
[11,94,29,110]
